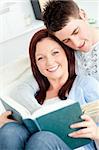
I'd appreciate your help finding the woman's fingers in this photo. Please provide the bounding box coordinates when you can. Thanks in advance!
[68,114,98,140]
[70,121,90,128]
[3,111,12,118]
[0,111,16,127]
[69,128,92,138]
[70,114,95,128]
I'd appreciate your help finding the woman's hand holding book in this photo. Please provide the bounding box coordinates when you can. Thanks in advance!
[0,111,16,127]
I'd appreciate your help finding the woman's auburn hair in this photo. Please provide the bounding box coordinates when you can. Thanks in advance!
[29,29,76,104]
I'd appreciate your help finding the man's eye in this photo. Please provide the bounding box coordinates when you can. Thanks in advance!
[64,39,70,44]
[74,29,79,34]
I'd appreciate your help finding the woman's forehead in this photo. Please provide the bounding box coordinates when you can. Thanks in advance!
[36,38,64,55]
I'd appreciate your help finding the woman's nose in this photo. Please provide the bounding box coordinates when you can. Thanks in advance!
[46,57,54,66]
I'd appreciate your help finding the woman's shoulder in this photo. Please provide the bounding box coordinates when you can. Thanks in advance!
[74,75,99,88]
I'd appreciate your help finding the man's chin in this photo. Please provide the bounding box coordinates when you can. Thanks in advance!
[77,48,90,53]
[81,49,90,53]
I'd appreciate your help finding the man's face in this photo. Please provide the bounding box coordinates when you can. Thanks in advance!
[54,18,93,52]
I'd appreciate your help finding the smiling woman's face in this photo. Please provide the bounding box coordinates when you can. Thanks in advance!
[35,37,69,82]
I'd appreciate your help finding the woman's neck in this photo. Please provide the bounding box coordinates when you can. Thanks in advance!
[46,76,68,100]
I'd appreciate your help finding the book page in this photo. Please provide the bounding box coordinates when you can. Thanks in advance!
[0,99,6,114]
[1,96,31,118]
[81,100,99,123]
[31,99,75,120]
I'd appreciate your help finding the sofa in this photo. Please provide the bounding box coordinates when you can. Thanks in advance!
[0,55,36,114]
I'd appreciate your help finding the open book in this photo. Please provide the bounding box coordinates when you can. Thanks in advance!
[1,96,93,149]
[82,100,99,123]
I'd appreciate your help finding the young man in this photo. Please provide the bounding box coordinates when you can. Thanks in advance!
[43,0,99,81]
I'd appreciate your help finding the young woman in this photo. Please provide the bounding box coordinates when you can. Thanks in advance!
[0,29,99,150]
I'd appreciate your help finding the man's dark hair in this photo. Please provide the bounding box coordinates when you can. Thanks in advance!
[43,0,80,32]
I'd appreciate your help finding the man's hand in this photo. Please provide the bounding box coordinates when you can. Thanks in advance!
[0,111,15,127]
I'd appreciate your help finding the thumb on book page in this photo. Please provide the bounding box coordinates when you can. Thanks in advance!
[3,111,12,117]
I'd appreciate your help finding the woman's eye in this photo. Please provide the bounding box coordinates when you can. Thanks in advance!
[52,51,59,55]
[37,57,43,61]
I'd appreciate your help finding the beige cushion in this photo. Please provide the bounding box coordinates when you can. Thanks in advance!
[0,55,33,114]
[0,55,31,93]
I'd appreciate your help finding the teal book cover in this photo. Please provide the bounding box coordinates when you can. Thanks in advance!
[1,97,91,149]
[24,102,91,149]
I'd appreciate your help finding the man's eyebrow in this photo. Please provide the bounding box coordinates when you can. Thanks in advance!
[62,27,79,42]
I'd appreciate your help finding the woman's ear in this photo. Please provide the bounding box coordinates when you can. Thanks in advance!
[79,9,88,21]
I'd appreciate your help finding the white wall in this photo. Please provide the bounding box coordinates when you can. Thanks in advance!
[0,0,44,67]
[0,22,44,67]
[0,0,99,67]
[0,0,35,42]
[75,0,99,27]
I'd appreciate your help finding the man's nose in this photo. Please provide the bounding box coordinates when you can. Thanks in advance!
[71,36,81,48]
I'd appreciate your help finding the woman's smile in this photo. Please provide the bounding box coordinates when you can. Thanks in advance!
[47,65,60,72]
